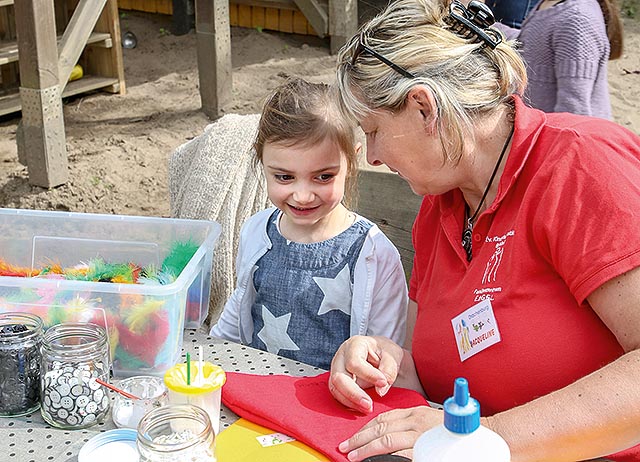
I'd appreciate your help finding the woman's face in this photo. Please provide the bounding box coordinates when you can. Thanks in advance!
[358,92,460,196]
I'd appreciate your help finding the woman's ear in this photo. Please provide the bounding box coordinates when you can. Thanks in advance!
[407,85,438,133]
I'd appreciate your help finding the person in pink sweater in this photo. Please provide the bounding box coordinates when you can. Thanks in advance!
[495,0,623,119]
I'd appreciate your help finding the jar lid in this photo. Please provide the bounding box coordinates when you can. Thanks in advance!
[78,428,139,462]
[164,362,226,394]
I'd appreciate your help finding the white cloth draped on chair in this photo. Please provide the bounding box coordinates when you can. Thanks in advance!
[169,113,271,327]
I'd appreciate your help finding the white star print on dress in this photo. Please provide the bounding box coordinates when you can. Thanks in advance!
[256,305,300,354]
[313,264,353,316]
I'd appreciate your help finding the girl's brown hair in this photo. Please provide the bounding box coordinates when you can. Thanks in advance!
[254,78,359,207]
[597,0,624,60]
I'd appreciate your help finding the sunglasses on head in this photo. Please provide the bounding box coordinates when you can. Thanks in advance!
[350,32,416,80]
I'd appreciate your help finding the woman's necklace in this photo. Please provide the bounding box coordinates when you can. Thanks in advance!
[461,124,515,262]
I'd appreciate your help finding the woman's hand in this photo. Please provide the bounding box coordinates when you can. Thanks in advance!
[329,335,405,413]
[337,405,443,461]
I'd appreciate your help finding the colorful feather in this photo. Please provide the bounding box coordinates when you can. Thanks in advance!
[161,240,199,279]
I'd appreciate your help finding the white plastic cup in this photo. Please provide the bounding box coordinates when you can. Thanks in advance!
[163,361,226,435]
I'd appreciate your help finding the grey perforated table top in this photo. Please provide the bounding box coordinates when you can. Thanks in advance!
[0,329,323,462]
[1,330,615,462]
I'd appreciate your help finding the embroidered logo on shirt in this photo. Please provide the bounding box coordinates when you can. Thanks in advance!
[482,230,515,284]
[452,299,501,362]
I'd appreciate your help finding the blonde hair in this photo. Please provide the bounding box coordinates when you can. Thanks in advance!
[336,0,527,164]
[254,78,358,207]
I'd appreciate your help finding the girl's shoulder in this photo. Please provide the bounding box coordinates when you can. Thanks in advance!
[354,213,402,258]
[244,207,277,227]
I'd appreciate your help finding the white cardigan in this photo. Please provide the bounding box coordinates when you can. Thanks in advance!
[211,207,408,346]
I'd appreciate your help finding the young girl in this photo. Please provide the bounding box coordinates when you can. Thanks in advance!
[210,78,408,369]
[495,0,623,119]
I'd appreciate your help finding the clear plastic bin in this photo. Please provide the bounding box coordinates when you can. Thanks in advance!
[0,208,220,377]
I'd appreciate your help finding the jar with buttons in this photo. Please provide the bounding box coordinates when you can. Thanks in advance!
[40,322,111,429]
[137,404,216,462]
[0,312,43,416]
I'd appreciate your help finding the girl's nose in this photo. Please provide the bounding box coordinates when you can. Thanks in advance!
[293,187,314,204]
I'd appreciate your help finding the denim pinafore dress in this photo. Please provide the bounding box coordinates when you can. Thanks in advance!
[249,210,372,369]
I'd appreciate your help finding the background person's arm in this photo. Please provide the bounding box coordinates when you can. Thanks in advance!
[552,15,609,116]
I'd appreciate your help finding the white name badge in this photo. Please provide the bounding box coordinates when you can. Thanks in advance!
[451,299,501,362]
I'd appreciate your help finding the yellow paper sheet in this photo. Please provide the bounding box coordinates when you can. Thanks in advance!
[216,418,330,462]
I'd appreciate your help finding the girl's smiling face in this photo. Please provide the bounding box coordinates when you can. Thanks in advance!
[262,137,350,239]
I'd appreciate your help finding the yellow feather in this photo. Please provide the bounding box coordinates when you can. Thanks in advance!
[125,299,165,334]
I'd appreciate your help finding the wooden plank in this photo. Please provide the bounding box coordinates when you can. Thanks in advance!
[195,0,232,118]
[62,74,120,96]
[292,10,306,35]
[0,75,120,116]
[229,3,238,26]
[91,0,125,93]
[0,7,9,42]
[0,63,18,94]
[251,5,265,29]
[291,0,325,36]
[14,0,68,187]
[0,32,112,65]
[278,8,293,33]
[0,0,14,7]
[231,0,299,10]
[118,0,133,9]
[156,0,172,14]
[0,1,16,41]
[237,4,251,28]
[329,0,357,53]
[58,0,108,87]
[264,7,278,31]
[131,0,146,10]
[143,0,157,12]
[355,169,422,280]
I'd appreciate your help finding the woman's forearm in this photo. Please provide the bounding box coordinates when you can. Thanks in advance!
[485,349,640,462]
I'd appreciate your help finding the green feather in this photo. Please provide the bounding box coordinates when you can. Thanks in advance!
[114,345,150,369]
[161,240,199,279]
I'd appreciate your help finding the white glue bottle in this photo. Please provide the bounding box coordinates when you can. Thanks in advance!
[413,377,511,462]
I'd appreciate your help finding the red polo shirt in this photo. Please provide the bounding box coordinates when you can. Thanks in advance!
[410,97,640,460]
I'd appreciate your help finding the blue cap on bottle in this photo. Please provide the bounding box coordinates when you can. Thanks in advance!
[443,377,480,434]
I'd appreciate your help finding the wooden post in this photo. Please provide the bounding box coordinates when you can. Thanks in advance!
[329,0,357,54]
[195,0,232,119]
[14,0,68,187]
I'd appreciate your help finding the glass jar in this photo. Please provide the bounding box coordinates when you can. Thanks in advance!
[40,322,111,429]
[112,375,169,429]
[0,312,43,416]
[137,404,216,462]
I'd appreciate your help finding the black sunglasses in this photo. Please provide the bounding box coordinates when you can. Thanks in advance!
[351,33,416,80]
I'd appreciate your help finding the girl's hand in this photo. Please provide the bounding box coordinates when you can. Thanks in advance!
[338,405,443,461]
[328,335,405,413]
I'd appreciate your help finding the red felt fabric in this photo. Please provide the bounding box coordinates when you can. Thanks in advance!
[221,371,428,462]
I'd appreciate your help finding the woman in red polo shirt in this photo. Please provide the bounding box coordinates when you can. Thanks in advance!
[328,0,640,461]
